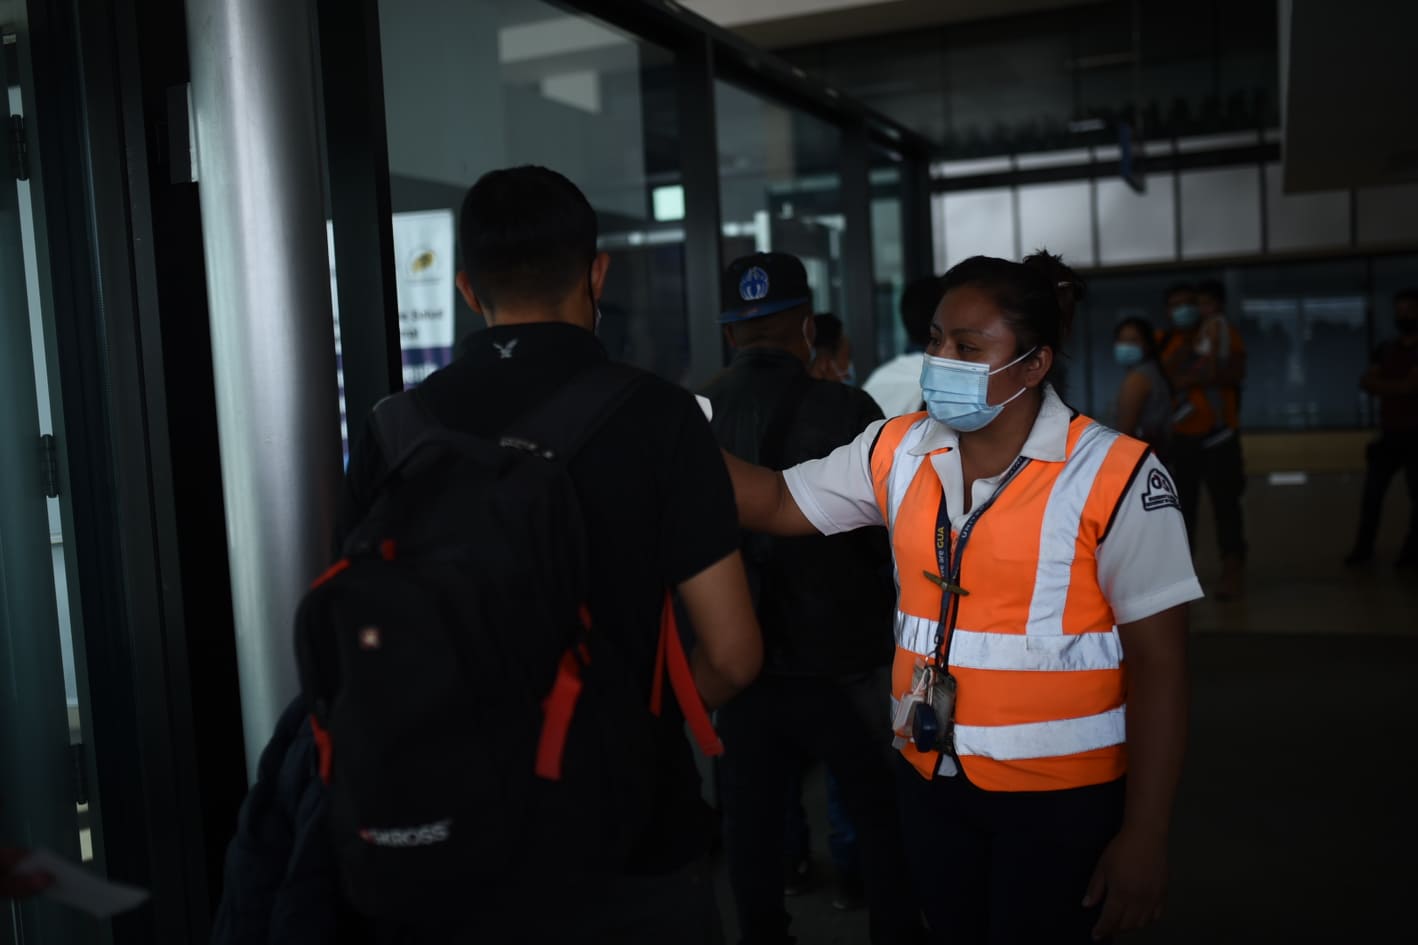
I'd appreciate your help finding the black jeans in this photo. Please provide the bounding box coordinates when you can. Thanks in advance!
[1351,432,1418,558]
[1171,431,1248,558]
[718,672,922,945]
[893,755,1125,945]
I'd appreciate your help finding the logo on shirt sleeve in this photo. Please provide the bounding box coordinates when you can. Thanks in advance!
[1141,468,1180,512]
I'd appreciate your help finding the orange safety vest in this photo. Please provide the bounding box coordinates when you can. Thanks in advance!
[870,411,1149,792]
[1162,325,1244,435]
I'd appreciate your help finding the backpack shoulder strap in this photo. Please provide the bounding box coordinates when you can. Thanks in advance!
[505,361,647,463]
[371,391,437,467]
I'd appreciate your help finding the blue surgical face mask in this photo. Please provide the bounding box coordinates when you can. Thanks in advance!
[1114,342,1144,367]
[919,347,1036,432]
[1171,304,1200,329]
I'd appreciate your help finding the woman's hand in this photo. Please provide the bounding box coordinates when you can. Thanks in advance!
[1083,826,1168,940]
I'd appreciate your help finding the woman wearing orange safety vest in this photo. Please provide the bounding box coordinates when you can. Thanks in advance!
[724,255,1200,944]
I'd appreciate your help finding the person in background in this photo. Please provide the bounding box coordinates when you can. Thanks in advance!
[722,254,1197,945]
[1346,288,1418,567]
[702,252,921,945]
[810,313,855,384]
[862,276,944,417]
[1162,279,1248,601]
[1113,317,1174,460]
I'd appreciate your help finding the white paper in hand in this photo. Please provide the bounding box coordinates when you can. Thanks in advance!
[15,848,149,918]
[695,395,713,422]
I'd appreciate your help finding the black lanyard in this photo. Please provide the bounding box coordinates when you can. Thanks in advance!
[931,454,1031,665]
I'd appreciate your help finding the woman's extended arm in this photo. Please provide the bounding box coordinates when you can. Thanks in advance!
[721,450,821,537]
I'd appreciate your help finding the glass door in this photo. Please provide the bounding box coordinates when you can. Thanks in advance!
[2,25,104,945]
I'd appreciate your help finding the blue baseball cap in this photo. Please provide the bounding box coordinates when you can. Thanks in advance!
[719,252,812,324]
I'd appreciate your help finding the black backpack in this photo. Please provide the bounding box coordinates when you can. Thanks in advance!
[295,361,722,921]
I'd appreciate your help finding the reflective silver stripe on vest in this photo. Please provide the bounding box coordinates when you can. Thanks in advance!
[954,705,1127,761]
[883,419,931,536]
[1025,421,1119,638]
[894,611,937,656]
[949,627,1123,672]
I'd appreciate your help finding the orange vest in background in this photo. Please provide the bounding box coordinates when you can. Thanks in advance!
[870,412,1149,792]
[1162,322,1245,435]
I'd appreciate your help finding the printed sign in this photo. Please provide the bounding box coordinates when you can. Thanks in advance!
[328,210,458,460]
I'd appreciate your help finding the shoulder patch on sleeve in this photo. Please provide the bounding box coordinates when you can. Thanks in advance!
[1141,465,1181,511]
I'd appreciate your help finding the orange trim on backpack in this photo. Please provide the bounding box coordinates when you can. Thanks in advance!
[535,651,585,781]
[310,558,350,589]
[309,714,334,784]
[653,591,723,758]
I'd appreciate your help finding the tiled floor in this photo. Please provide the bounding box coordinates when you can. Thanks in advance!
[715,472,1418,944]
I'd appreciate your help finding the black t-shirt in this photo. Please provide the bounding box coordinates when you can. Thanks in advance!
[340,322,740,873]
[701,348,894,677]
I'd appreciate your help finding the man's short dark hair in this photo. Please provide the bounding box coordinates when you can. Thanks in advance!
[459,166,597,310]
[1165,282,1195,302]
[1196,279,1226,304]
[900,276,944,347]
[1395,287,1418,307]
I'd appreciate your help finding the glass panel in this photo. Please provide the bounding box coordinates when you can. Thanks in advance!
[1263,163,1349,252]
[870,154,905,365]
[1082,260,1374,430]
[1017,181,1094,267]
[1234,261,1369,429]
[1180,166,1262,259]
[377,0,689,381]
[939,188,1014,269]
[715,81,847,320]
[2,32,104,943]
[1096,173,1177,265]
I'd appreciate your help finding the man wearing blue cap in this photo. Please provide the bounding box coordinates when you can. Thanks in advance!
[703,253,924,945]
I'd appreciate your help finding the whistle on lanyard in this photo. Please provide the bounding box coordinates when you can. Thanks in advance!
[922,571,969,597]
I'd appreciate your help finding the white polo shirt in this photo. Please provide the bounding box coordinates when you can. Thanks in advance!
[783,385,1204,625]
[861,352,925,418]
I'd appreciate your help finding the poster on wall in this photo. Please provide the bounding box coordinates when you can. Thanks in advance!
[390,209,457,386]
[328,209,457,460]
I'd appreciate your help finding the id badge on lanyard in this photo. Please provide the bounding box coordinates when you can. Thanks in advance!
[899,456,1030,772]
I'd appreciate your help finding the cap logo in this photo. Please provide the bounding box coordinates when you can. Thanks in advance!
[739,266,770,302]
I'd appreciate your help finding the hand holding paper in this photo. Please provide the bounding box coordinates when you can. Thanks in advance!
[12,848,148,918]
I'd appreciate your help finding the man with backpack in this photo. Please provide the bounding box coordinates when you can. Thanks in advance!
[702,253,923,945]
[316,165,761,943]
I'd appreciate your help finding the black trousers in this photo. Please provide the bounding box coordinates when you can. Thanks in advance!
[386,858,724,945]
[1171,431,1247,558]
[893,755,1124,945]
[718,672,922,945]
[1351,432,1418,558]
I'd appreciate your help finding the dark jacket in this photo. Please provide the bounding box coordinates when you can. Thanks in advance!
[702,347,894,677]
[210,698,348,945]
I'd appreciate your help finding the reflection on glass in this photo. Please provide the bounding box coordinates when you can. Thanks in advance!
[715,81,847,321]
[377,0,688,381]
[1079,260,1381,430]
[870,155,906,364]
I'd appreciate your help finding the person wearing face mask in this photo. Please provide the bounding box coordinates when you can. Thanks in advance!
[1161,280,1249,600]
[1346,288,1418,567]
[720,254,1199,945]
[326,167,762,944]
[701,253,922,945]
[810,312,857,384]
[1111,317,1174,460]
